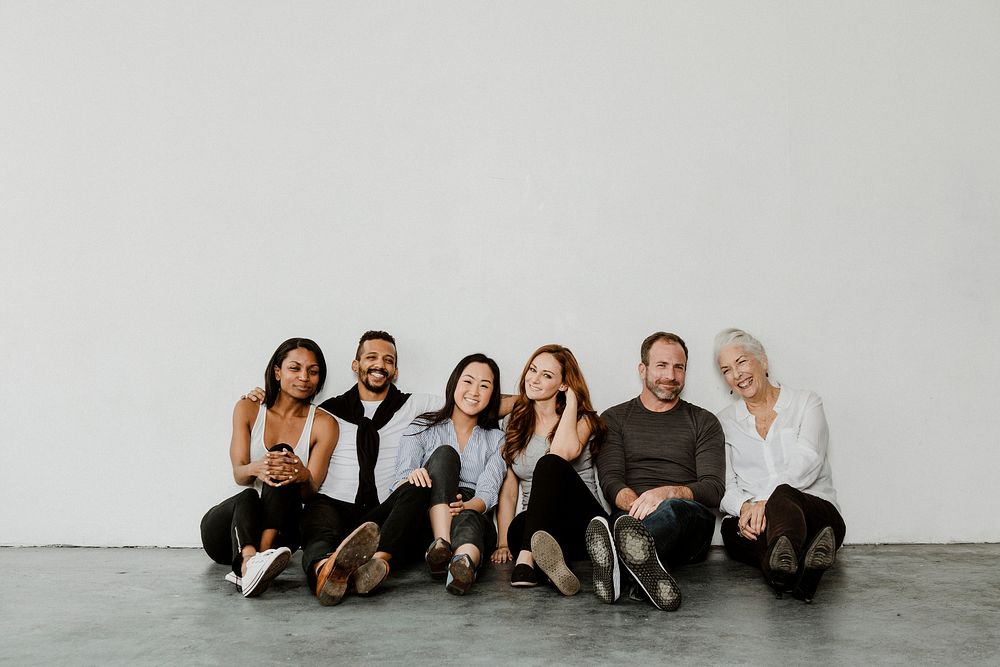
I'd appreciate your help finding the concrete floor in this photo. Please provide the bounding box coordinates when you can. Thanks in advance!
[2,545,997,666]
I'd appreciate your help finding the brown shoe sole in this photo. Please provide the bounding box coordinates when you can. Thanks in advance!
[315,521,379,606]
[351,557,389,595]
[531,530,580,596]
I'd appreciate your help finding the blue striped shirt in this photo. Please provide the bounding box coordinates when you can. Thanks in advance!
[394,418,507,511]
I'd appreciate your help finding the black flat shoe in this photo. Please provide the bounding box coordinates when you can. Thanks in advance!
[510,563,538,587]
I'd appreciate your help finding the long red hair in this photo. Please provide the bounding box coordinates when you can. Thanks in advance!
[502,344,606,465]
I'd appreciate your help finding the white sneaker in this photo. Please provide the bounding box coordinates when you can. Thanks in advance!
[225,572,242,587]
[241,547,292,598]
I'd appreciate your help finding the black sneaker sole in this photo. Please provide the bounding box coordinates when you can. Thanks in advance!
[585,517,620,604]
[614,515,681,611]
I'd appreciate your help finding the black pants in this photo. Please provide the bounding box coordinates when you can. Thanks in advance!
[299,474,436,588]
[720,484,846,572]
[508,454,607,562]
[424,446,498,558]
[200,483,302,575]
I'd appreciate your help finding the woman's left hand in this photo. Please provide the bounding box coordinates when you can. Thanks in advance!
[448,494,465,516]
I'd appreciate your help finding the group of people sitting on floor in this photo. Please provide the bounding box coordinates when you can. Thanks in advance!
[201,328,845,609]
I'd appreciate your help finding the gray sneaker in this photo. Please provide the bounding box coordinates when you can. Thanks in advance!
[585,516,620,603]
[613,515,681,611]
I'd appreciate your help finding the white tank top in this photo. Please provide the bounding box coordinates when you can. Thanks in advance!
[248,403,317,494]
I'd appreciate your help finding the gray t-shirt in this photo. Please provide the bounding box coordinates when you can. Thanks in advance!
[596,397,725,509]
[510,433,599,508]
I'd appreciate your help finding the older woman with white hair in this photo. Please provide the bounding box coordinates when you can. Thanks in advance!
[713,328,846,602]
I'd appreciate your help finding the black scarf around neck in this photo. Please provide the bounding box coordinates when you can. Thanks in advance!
[320,383,411,513]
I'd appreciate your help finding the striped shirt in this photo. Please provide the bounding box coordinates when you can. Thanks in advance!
[394,418,507,511]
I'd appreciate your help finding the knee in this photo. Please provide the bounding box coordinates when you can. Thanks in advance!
[533,453,568,479]
[425,445,460,473]
[235,488,259,506]
[767,484,798,509]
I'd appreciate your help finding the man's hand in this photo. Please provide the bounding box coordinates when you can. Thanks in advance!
[628,485,693,520]
[738,499,766,539]
[242,386,265,403]
[615,488,639,512]
[448,494,465,516]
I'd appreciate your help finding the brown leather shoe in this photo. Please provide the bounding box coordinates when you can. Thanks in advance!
[424,538,453,578]
[315,521,379,606]
[350,557,390,595]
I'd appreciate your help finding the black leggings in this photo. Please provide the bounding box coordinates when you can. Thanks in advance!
[423,446,498,558]
[720,483,846,571]
[507,454,607,562]
[200,482,302,575]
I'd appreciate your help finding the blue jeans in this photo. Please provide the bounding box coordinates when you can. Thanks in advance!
[612,498,715,568]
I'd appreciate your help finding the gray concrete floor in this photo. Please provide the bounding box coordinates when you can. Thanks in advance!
[2,545,997,666]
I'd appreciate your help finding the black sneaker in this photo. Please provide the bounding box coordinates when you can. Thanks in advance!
[613,515,681,611]
[585,516,620,603]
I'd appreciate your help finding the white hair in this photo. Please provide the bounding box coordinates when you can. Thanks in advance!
[714,328,767,365]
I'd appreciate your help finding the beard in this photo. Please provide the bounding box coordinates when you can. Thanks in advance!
[360,368,391,393]
[645,376,681,401]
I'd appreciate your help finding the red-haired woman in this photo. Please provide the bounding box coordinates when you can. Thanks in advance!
[491,344,607,596]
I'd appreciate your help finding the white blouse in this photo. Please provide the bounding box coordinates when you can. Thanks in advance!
[717,385,839,517]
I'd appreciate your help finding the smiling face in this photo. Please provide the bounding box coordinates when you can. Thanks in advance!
[274,347,321,401]
[718,344,768,401]
[451,361,496,419]
[639,340,687,406]
[352,339,398,396]
[522,352,567,402]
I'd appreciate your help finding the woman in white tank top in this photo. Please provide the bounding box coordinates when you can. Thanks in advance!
[200,338,339,598]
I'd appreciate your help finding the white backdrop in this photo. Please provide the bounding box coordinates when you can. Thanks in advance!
[2,1,998,546]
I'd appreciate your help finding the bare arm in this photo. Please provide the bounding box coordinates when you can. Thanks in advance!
[229,399,271,486]
[548,388,592,461]
[298,411,337,498]
[499,394,516,418]
[491,468,520,563]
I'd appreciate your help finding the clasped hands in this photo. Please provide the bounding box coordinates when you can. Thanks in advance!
[738,499,767,540]
[252,450,306,487]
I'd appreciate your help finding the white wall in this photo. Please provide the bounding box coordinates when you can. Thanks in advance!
[2,1,998,546]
